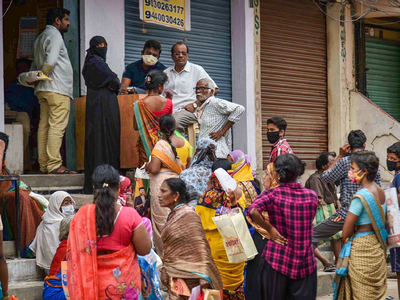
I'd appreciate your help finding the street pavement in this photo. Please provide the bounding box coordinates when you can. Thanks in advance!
[317,278,399,300]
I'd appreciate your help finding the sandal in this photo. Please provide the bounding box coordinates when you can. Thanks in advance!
[50,166,78,174]
[323,263,336,272]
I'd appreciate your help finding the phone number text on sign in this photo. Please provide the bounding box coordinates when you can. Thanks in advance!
[143,0,186,30]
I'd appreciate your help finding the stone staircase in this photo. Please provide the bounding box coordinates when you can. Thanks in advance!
[5,174,337,299]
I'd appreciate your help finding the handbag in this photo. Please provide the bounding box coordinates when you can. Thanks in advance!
[385,187,400,249]
[212,207,258,263]
[135,162,150,180]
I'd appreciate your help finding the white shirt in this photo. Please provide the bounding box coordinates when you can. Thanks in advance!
[32,25,73,99]
[164,61,216,113]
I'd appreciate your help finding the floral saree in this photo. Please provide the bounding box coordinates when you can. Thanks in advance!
[67,204,141,300]
[150,140,183,257]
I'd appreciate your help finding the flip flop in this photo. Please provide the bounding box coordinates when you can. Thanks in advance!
[49,166,78,174]
[323,263,336,272]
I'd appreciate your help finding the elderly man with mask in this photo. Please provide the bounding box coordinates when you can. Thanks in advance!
[121,40,166,94]
[196,78,244,158]
[164,42,219,134]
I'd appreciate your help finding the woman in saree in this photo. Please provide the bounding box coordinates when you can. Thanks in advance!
[244,163,278,300]
[43,215,73,300]
[0,132,45,258]
[180,138,217,208]
[333,151,387,300]
[227,150,260,207]
[133,69,172,168]
[160,178,223,299]
[83,36,121,194]
[67,164,152,299]
[195,159,246,300]
[145,114,183,256]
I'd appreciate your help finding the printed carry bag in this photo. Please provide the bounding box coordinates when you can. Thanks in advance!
[385,187,400,249]
[212,207,258,263]
[61,261,70,300]
[138,249,163,300]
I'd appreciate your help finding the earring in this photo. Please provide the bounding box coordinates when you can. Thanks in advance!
[174,199,178,202]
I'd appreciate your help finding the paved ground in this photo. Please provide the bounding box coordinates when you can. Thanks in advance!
[317,278,399,300]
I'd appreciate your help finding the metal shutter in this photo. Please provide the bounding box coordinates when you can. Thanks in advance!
[260,0,328,169]
[125,0,232,101]
[366,37,400,121]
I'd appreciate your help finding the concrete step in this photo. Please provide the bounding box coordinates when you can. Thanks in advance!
[7,258,45,283]
[4,241,17,258]
[317,271,335,296]
[20,173,84,192]
[9,281,44,300]
[316,250,335,270]
[43,193,93,209]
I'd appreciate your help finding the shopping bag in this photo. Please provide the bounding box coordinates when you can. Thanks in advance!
[212,208,258,263]
[189,285,202,300]
[386,187,400,249]
[138,249,163,300]
[198,289,222,300]
[61,261,70,300]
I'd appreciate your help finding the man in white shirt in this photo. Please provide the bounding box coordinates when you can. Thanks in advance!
[164,42,218,134]
[31,7,75,174]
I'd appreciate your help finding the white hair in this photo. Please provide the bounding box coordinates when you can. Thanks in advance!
[198,78,216,90]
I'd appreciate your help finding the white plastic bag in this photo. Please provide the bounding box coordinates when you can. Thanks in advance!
[18,71,52,88]
[214,168,237,191]
[386,187,400,249]
[29,191,49,208]
[212,208,257,263]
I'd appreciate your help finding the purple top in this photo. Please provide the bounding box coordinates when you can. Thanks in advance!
[248,182,318,279]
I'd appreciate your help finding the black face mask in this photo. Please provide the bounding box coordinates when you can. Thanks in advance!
[92,46,107,60]
[267,131,280,144]
[387,159,399,172]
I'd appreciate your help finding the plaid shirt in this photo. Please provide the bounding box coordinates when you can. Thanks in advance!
[269,138,293,163]
[248,182,318,279]
[321,155,381,219]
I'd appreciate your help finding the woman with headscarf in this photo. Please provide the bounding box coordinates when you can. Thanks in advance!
[180,138,217,208]
[30,191,75,273]
[82,36,121,194]
[227,150,260,207]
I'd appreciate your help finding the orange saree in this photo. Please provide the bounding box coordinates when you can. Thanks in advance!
[66,204,141,300]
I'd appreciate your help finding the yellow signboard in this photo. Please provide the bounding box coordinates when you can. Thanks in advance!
[140,0,190,31]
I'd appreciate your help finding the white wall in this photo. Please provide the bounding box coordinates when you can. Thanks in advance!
[80,0,125,95]
[231,0,256,169]
[0,0,4,132]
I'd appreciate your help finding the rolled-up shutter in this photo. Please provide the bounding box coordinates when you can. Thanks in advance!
[366,37,400,121]
[125,0,232,101]
[260,0,327,169]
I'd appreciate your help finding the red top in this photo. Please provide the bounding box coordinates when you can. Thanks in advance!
[152,98,173,117]
[97,206,143,251]
[49,239,68,276]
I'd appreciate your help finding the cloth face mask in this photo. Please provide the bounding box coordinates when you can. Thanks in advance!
[387,159,399,172]
[267,131,280,144]
[348,169,364,184]
[142,55,158,66]
[62,204,75,216]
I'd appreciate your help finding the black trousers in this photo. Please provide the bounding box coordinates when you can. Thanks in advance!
[259,259,317,300]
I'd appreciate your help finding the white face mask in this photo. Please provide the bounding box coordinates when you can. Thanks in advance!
[62,204,75,216]
[142,55,158,66]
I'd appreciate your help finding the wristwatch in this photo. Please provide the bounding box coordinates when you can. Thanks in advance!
[192,102,198,109]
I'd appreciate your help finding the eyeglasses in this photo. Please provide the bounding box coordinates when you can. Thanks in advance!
[194,87,211,92]
[173,52,188,56]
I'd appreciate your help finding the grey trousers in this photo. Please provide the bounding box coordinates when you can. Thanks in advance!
[172,109,197,134]
[312,213,345,249]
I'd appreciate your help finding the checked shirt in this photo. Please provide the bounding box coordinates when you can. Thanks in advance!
[248,182,318,279]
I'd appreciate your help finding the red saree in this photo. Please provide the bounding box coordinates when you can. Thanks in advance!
[67,204,141,300]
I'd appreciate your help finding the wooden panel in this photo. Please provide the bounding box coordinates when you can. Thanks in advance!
[260,0,328,169]
[75,94,145,170]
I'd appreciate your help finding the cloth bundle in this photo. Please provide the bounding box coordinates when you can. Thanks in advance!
[18,70,52,88]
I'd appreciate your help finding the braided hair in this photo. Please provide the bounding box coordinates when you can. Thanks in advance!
[159,114,178,159]
[92,164,120,238]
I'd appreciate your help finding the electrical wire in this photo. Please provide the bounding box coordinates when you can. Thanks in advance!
[1,0,14,20]
[313,0,374,22]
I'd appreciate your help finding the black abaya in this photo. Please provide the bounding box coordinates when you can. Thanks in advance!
[82,52,121,194]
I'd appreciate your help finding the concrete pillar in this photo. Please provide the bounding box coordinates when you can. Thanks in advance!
[326,3,354,153]
[80,0,125,95]
[0,0,4,132]
[231,0,257,169]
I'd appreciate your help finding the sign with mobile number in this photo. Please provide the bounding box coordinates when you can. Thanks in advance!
[139,0,191,31]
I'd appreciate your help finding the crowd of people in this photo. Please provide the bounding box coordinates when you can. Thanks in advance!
[1,5,400,300]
